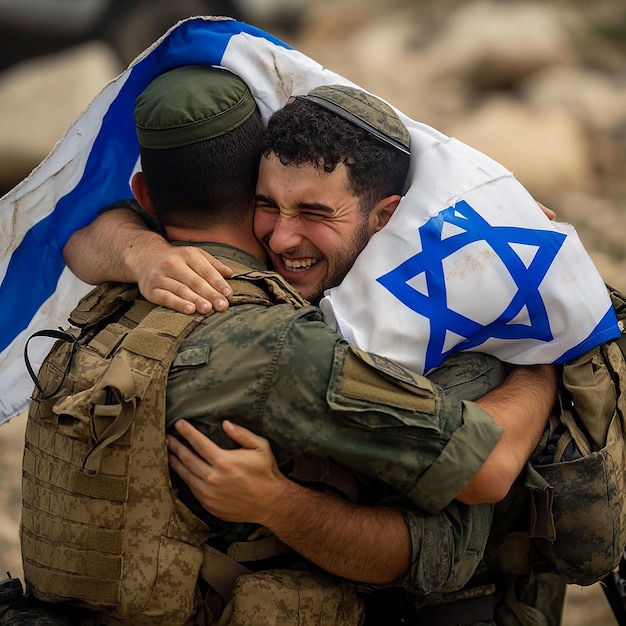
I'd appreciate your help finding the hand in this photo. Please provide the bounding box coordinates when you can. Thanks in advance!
[63,208,233,313]
[537,201,556,221]
[168,421,411,585]
[129,242,234,314]
[167,420,289,524]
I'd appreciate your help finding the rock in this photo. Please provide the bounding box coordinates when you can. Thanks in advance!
[521,66,626,134]
[445,96,591,199]
[0,41,122,191]
[520,67,626,195]
[296,4,472,127]
[420,0,575,89]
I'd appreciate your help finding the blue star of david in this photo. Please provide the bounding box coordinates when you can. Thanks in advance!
[376,200,566,372]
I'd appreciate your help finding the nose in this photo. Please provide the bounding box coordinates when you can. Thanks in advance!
[268,214,303,254]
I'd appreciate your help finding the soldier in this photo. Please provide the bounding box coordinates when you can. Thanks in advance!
[61,73,626,626]
[164,83,626,625]
[158,86,626,624]
[8,65,558,626]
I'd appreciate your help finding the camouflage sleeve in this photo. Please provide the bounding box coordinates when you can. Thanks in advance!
[396,502,494,596]
[260,308,504,513]
[167,304,504,513]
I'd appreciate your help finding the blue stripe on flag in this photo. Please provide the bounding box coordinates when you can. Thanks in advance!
[555,306,621,363]
[0,18,290,353]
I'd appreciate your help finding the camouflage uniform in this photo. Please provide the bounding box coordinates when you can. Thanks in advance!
[166,241,509,599]
[5,239,510,626]
[9,252,619,626]
[169,243,626,625]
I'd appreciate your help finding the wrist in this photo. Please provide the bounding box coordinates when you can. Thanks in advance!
[123,230,168,283]
[255,476,301,530]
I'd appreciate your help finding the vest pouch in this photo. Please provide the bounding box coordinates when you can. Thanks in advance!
[214,569,364,626]
[49,353,137,477]
[21,288,210,626]
[529,341,626,585]
[529,438,622,585]
[120,536,205,626]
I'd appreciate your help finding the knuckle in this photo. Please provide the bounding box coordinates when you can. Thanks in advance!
[160,255,180,271]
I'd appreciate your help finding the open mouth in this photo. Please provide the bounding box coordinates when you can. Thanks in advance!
[282,257,319,272]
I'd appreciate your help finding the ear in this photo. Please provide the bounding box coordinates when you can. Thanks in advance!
[130,171,156,215]
[369,195,401,233]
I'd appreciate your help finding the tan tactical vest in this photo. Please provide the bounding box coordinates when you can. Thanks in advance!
[20,263,309,626]
[481,284,626,625]
[515,284,626,586]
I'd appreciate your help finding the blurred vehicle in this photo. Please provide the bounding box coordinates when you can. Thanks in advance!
[0,0,305,72]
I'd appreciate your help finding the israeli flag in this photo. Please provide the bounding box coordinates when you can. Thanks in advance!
[320,137,620,374]
[0,17,618,424]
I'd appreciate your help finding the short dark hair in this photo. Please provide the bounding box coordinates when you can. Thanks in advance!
[260,97,410,213]
[140,108,264,229]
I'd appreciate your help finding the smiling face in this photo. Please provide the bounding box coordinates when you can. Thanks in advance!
[254,153,384,304]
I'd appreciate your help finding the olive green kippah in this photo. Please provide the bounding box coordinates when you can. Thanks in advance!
[297,85,410,155]
[135,65,256,149]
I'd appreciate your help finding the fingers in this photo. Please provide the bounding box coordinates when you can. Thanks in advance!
[172,419,224,462]
[167,441,198,484]
[222,420,269,450]
[185,253,233,312]
[166,432,212,496]
[207,257,234,280]
[149,284,213,315]
[536,201,556,221]
[138,246,234,315]
[167,420,284,524]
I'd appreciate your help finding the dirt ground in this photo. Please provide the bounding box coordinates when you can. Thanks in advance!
[0,412,619,624]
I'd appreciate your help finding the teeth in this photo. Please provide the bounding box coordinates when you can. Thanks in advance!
[283,257,318,271]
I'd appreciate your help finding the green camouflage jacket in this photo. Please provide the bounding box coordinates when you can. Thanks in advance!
[166,242,507,596]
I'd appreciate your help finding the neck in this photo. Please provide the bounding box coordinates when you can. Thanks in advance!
[164,221,267,263]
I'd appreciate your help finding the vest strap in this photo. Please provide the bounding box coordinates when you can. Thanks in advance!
[83,355,137,475]
[199,544,252,603]
[226,534,292,563]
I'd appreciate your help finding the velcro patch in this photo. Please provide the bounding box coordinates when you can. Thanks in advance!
[338,348,436,413]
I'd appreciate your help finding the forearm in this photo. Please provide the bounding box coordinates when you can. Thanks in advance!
[63,208,166,284]
[63,207,232,313]
[167,419,411,584]
[458,364,556,504]
[258,479,411,584]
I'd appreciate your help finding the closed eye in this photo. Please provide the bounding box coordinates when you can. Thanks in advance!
[300,210,327,219]
[255,194,278,213]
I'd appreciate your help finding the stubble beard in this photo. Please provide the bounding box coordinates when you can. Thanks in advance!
[308,218,371,305]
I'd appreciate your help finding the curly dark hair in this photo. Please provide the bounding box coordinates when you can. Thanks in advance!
[260,97,410,213]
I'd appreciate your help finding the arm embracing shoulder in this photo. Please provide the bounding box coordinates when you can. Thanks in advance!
[457,364,556,504]
[63,207,152,284]
[261,313,504,513]
[409,352,556,506]
[269,319,554,510]
[63,206,233,314]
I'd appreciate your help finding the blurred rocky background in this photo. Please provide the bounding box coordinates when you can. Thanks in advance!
[1,0,625,623]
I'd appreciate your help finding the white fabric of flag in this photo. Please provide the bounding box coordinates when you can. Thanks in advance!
[320,135,620,374]
[0,16,619,424]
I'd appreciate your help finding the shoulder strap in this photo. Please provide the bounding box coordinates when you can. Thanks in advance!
[69,282,140,328]
[223,258,309,309]
[200,545,252,603]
